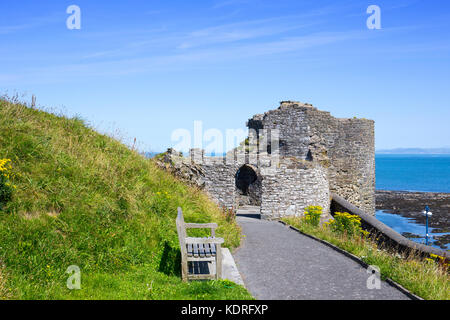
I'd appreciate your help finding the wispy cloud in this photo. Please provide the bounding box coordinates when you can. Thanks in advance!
[0,23,33,34]
[212,0,256,9]
[2,2,443,86]
[177,16,320,49]
[80,6,342,61]
[0,29,368,85]
[0,14,60,35]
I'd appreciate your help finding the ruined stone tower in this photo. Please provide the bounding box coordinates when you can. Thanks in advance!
[158,101,375,219]
[247,101,375,215]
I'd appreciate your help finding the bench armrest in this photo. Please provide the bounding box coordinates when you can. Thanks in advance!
[185,223,218,229]
[185,237,224,245]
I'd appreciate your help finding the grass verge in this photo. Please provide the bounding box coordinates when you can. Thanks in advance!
[0,98,252,300]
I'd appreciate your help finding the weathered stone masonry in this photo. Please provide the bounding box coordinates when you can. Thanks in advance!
[248,102,375,215]
[260,158,330,220]
[157,101,375,220]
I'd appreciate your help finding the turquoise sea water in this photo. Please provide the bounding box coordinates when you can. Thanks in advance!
[375,154,449,250]
[376,154,450,193]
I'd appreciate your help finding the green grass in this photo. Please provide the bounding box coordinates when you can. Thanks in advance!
[283,216,450,300]
[0,98,252,300]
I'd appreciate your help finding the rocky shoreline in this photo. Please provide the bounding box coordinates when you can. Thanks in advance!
[376,190,450,249]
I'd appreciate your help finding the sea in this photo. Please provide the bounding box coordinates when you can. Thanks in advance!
[376,154,450,193]
[375,154,450,250]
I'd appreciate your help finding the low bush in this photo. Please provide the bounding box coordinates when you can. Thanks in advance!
[302,205,322,227]
[0,159,15,209]
[326,212,369,237]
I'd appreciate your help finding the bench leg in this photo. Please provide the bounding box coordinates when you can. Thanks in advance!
[181,255,188,282]
[216,244,222,280]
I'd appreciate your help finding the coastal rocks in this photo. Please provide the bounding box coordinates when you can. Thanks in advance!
[376,190,450,248]
[376,190,450,230]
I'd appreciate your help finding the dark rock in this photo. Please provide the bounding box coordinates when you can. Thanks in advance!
[376,190,450,230]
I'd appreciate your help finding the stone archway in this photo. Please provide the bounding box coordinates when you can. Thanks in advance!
[235,165,261,206]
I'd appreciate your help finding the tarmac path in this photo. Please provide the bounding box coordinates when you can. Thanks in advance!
[233,210,410,300]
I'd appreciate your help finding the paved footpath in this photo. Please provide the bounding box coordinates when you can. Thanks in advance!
[233,214,410,300]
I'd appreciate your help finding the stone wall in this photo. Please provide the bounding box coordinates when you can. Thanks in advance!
[201,156,239,208]
[157,149,331,219]
[157,100,375,219]
[247,101,375,214]
[260,158,330,220]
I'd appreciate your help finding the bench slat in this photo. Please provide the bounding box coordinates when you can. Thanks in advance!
[210,238,216,256]
[199,243,205,258]
[193,243,199,258]
[203,243,211,257]
[186,241,217,257]
[185,237,225,244]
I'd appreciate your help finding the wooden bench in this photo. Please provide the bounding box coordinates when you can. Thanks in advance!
[176,207,224,282]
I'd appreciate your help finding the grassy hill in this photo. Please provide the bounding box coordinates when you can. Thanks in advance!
[0,98,251,300]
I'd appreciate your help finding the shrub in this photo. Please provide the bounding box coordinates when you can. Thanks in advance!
[303,206,322,227]
[326,212,367,237]
[428,254,450,273]
[0,159,15,210]
[222,206,236,223]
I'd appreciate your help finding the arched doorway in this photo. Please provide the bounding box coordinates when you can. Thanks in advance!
[235,165,261,206]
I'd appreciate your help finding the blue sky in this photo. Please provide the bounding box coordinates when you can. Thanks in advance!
[1,0,449,152]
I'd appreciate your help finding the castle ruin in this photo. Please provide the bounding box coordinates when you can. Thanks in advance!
[159,101,375,220]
